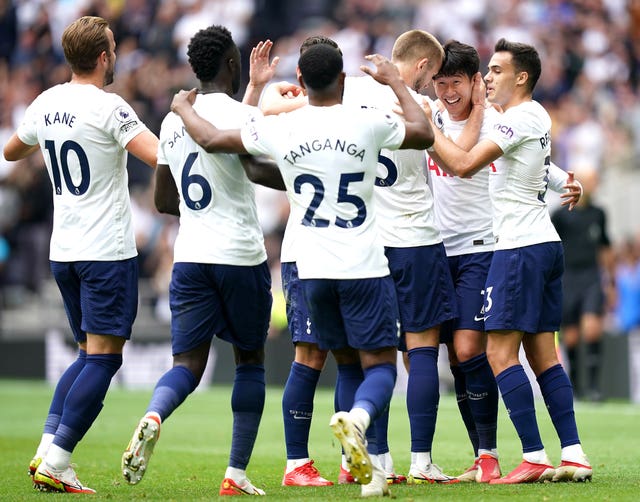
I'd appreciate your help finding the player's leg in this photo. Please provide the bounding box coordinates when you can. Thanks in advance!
[122,262,213,485]
[386,244,458,484]
[581,278,607,401]
[454,330,500,482]
[485,246,557,484]
[333,349,364,484]
[35,259,137,493]
[218,262,272,496]
[280,261,332,486]
[446,345,480,480]
[304,276,397,495]
[531,244,592,481]
[447,252,499,482]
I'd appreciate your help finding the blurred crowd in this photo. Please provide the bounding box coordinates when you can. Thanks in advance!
[0,0,639,334]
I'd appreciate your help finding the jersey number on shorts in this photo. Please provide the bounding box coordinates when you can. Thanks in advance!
[44,139,90,196]
[181,152,212,210]
[294,172,367,228]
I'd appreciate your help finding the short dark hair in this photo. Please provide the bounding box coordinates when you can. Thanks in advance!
[298,43,343,91]
[300,35,341,55]
[494,38,541,93]
[187,25,235,82]
[434,40,479,80]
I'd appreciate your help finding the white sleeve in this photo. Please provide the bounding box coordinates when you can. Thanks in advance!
[548,162,568,193]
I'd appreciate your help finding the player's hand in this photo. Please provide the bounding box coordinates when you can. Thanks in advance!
[248,40,280,88]
[170,88,197,114]
[421,97,434,121]
[273,81,305,99]
[560,170,582,211]
[471,72,487,108]
[360,54,402,87]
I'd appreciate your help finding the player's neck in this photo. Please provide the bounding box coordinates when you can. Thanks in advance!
[501,91,532,112]
[70,73,105,88]
[198,83,227,95]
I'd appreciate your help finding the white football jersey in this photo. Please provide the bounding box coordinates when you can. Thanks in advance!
[242,103,405,279]
[16,83,149,261]
[429,106,500,256]
[342,76,443,247]
[486,100,560,249]
[158,93,267,266]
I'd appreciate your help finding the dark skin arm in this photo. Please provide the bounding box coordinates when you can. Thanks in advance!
[154,164,180,216]
[240,154,285,191]
[171,89,247,154]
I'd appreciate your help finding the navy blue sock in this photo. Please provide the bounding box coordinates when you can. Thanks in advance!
[338,363,378,452]
[537,364,580,447]
[496,364,543,453]
[406,347,439,452]
[459,353,498,451]
[53,353,122,452]
[44,349,86,435]
[353,363,397,423]
[147,365,198,421]
[282,362,320,459]
[451,364,479,457]
[374,406,390,455]
[335,363,363,411]
[229,364,265,469]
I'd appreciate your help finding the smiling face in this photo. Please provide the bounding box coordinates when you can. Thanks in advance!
[434,72,473,121]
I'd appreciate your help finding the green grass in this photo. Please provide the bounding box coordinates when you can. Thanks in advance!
[1,380,639,500]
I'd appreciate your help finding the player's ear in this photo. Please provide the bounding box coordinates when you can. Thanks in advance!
[417,57,429,72]
[297,73,307,91]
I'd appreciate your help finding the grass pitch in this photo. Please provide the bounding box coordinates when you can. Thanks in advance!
[1,379,639,500]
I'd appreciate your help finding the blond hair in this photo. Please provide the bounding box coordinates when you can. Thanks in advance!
[392,30,444,71]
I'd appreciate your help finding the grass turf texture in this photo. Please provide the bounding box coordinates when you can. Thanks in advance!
[1,379,639,500]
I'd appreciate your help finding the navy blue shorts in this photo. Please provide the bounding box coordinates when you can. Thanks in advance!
[440,251,492,343]
[281,261,315,344]
[169,262,272,354]
[385,244,457,350]
[50,258,139,342]
[484,242,563,334]
[302,276,400,352]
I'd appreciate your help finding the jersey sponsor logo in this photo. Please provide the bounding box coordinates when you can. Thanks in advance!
[494,123,514,138]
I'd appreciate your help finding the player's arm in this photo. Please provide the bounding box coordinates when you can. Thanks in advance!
[423,98,501,178]
[171,89,248,154]
[243,40,280,106]
[548,162,582,210]
[361,54,434,150]
[3,133,39,161]
[260,81,307,115]
[429,126,502,178]
[126,130,159,169]
[154,164,180,216]
[240,155,285,191]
